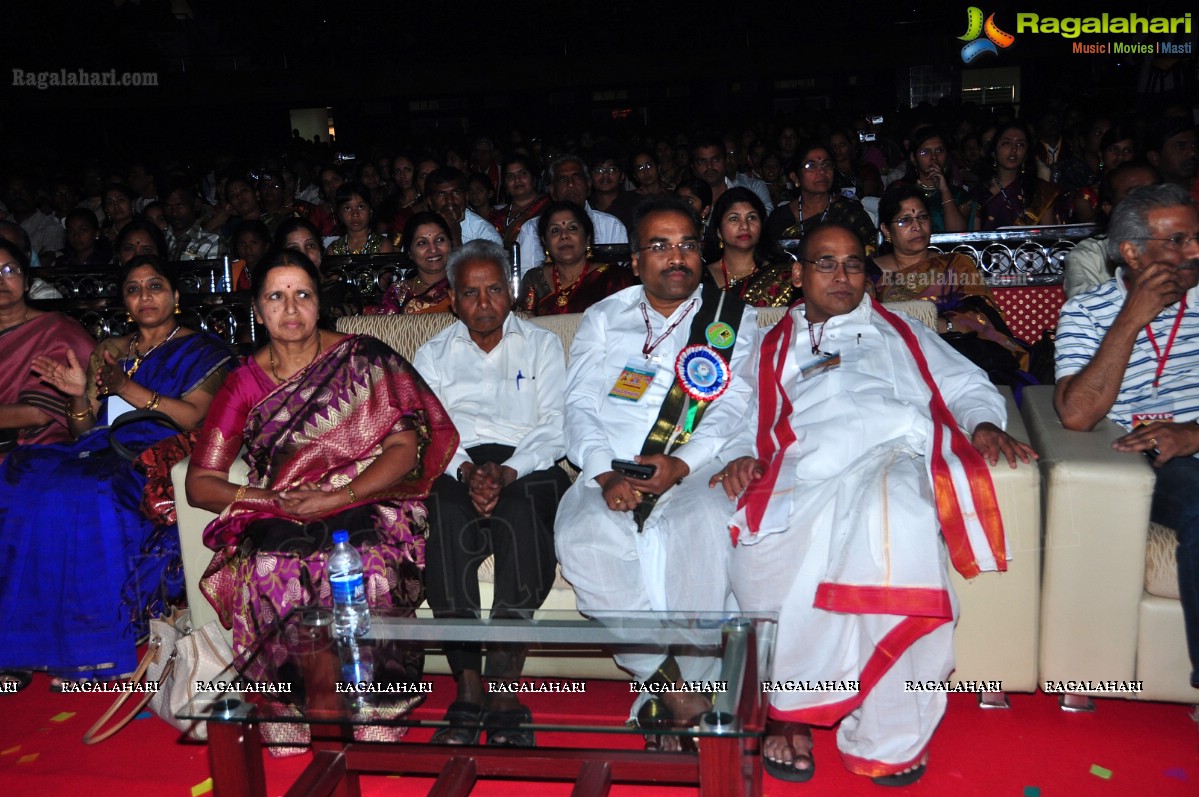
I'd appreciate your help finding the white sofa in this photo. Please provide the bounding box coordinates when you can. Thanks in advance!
[174,300,1042,692]
[1022,385,1199,704]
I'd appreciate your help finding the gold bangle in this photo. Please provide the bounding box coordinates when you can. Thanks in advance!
[234,484,248,503]
[144,392,161,411]
[343,485,357,504]
[65,400,93,421]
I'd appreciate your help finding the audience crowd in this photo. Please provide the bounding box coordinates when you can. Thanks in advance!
[1,98,1197,785]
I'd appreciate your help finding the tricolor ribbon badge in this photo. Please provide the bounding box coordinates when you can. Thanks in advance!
[958,7,1016,63]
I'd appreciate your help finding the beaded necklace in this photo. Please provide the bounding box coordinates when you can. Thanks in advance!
[125,325,181,376]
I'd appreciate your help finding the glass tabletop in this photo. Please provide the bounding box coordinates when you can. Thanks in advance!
[178,608,777,740]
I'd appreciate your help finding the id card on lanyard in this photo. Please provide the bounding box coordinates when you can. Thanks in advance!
[609,357,659,402]
[1134,294,1188,425]
[609,298,697,402]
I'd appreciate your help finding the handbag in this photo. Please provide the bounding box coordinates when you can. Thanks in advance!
[83,607,233,744]
[106,409,185,462]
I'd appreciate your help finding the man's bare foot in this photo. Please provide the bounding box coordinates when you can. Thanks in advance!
[657,690,710,752]
[763,720,814,782]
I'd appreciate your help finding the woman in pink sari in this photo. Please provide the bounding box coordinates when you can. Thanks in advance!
[186,250,458,684]
[0,239,95,459]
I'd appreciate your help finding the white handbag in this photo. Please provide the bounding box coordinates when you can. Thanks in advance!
[84,607,234,743]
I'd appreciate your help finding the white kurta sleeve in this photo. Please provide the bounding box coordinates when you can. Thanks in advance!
[564,308,620,483]
[412,339,471,476]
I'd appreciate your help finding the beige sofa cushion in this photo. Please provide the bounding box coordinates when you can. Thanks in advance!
[1145,522,1180,599]
[337,300,937,364]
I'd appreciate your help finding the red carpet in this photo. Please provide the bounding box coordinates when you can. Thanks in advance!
[1,673,1196,796]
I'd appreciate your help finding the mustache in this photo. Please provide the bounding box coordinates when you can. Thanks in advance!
[663,265,693,276]
[1179,259,1199,270]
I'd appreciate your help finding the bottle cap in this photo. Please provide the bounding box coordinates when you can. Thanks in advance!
[332,530,349,544]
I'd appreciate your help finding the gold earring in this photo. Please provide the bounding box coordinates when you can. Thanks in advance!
[174,303,181,315]
[126,311,133,322]
[586,244,592,259]
[543,248,553,264]
[718,239,724,250]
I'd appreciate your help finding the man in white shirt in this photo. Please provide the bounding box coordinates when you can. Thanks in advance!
[723,134,775,214]
[516,155,628,275]
[720,223,1034,786]
[424,167,503,248]
[413,240,569,748]
[691,134,774,215]
[1063,161,1159,298]
[555,197,757,749]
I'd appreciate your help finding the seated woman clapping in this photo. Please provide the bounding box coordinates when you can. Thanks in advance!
[0,255,233,687]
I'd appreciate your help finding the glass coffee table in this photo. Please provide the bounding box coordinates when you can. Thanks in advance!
[178,608,777,797]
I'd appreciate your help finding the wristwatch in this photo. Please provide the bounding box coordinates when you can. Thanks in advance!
[456,464,468,483]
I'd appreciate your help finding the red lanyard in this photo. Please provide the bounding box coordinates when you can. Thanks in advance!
[1145,295,1187,388]
[640,299,696,358]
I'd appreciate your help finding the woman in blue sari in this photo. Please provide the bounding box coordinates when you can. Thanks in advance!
[0,255,233,689]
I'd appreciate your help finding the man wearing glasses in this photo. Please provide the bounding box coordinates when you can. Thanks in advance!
[514,155,628,275]
[587,148,639,230]
[1056,184,1199,694]
[718,222,1033,785]
[555,197,758,750]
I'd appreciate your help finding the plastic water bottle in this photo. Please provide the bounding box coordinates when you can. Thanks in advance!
[328,530,370,637]
[509,242,522,298]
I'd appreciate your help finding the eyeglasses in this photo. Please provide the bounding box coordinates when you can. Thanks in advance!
[916,146,947,158]
[1132,232,1199,249]
[634,162,656,172]
[803,256,867,273]
[0,264,23,278]
[592,166,619,175]
[635,240,702,256]
[801,160,836,172]
[890,212,931,229]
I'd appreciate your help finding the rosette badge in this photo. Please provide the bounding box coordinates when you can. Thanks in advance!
[675,345,732,402]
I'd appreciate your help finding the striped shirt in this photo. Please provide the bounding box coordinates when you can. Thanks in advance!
[1056,270,1199,430]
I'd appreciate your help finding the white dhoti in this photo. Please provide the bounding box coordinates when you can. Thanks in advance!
[555,459,735,683]
[732,442,958,774]
[729,300,1008,777]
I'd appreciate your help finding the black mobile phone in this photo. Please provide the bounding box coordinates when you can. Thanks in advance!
[612,459,656,480]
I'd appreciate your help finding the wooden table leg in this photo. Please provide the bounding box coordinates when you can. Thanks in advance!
[207,720,267,797]
[428,756,478,797]
[699,735,754,797]
[571,760,612,797]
